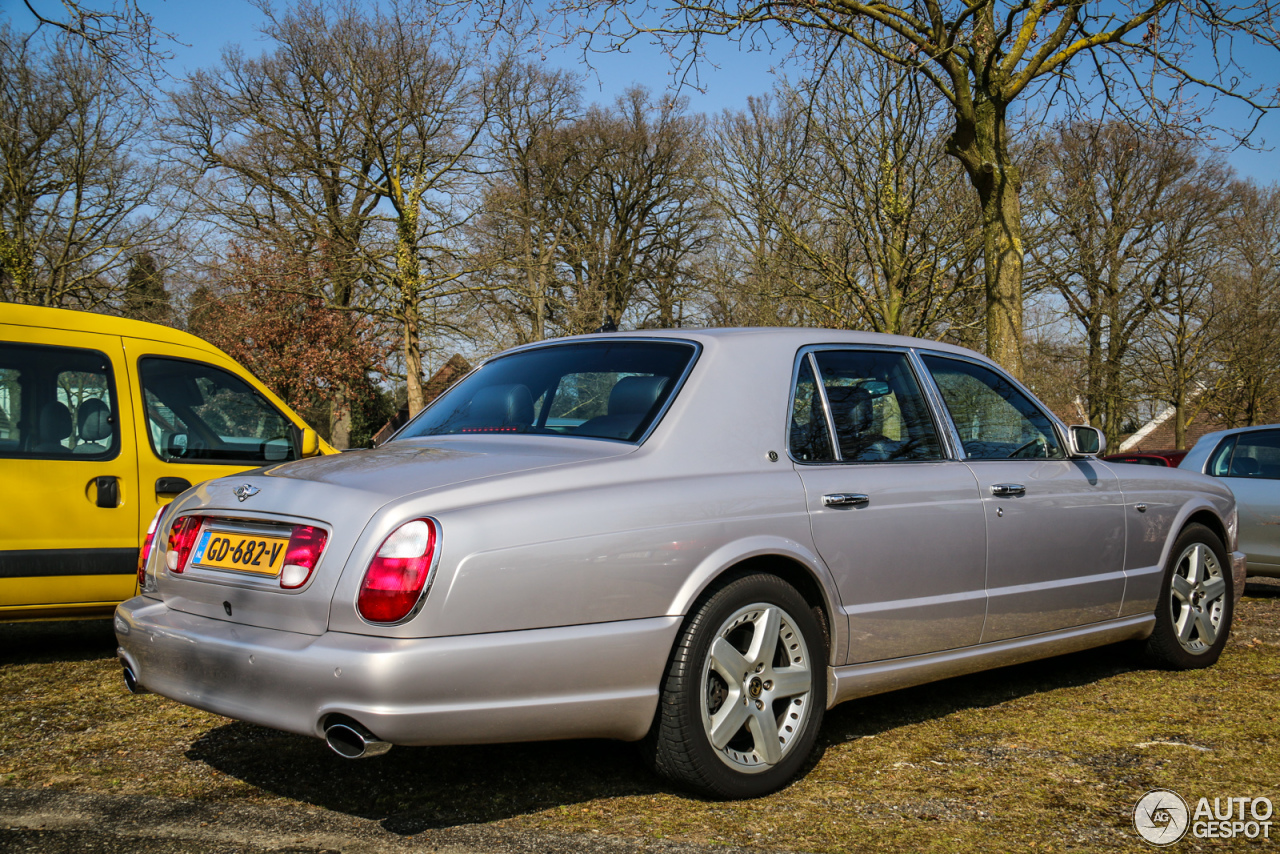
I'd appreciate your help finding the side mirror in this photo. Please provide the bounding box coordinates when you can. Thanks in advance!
[299,427,321,457]
[1069,425,1105,456]
[166,432,188,459]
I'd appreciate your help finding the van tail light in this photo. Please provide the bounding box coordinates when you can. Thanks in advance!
[357,519,437,624]
[137,505,168,589]
[166,515,203,573]
[281,525,328,589]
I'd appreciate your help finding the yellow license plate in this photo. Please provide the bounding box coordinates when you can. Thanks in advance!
[193,529,290,575]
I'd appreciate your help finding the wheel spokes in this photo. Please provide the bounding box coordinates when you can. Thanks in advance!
[769,666,811,699]
[746,706,783,765]
[1171,573,1194,602]
[709,636,750,684]
[1200,575,1227,605]
[708,695,751,749]
[744,606,782,668]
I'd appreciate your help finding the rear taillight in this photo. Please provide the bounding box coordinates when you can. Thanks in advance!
[357,519,437,624]
[281,525,328,589]
[137,505,167,589]
[166,515,203,573]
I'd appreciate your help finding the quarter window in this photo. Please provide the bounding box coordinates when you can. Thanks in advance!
[139,358,297,464]
[922,355,1065,460]
[791,349,943,463]
[0,343,117,459]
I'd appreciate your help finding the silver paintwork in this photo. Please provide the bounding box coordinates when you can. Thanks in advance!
[1181,425,1280,577]
[1167,541,1227,654]
[116,328,1242,763]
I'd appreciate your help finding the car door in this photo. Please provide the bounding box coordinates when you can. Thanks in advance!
[0,329,140,616]
[919,353,1126,641]
[122,338,305,540]
[1203,429,1280,573]
[790,347,987,663]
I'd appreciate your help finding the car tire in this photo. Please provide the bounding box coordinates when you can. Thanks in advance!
[644,573,827,799]
[1143,523,1234,670]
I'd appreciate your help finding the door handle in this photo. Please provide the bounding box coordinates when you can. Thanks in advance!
[94,476,120,508]
[822,493,870,507]
[990,483,1026,497]
[156,477,192,496]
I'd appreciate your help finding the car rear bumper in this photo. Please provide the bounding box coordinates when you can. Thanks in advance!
[114,596,680,746]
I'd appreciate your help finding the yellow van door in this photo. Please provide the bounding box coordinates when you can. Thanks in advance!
[122,338,308,536]
[0,328,140,619]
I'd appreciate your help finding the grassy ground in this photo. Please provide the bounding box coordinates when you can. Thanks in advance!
[3,581,1279,853]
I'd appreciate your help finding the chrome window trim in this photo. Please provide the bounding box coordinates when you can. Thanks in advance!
[391,337,702,448]
[786,343,952,466]
[913,349,1069,462]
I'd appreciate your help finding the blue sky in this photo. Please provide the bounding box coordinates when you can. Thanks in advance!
[8,0,1279,184]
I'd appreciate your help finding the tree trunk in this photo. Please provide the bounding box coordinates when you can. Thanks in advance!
[947,99,1023,379]
[329,394,352,450]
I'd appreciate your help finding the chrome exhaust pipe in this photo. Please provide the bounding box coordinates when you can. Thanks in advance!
[324,721,391,759]
[121,665,150,695]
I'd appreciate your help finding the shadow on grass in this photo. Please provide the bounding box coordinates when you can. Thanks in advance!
[0,618,117,666]
[1244,577,1280,598]
[187,725,669,834]
[185,644,1144,834]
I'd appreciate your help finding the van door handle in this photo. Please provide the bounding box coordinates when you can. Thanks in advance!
[156,477,192,496]
[94,476,120,508]
[822,493,870,507]
[990,483,1026,497]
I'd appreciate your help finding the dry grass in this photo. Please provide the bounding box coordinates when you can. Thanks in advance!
[3,581,1280,852]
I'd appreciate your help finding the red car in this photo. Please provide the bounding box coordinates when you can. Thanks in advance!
[1101,450,1188,467]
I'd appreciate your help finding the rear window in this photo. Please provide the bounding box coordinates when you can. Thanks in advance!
[0,342,118,459]
[398,340,697,443]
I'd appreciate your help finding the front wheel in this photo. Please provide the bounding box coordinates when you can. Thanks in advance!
[645,573,827,799]
[1143,523,1233,669]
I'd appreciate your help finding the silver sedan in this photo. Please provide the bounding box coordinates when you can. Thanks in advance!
[116,329,1245,799]
[1181,425,1280,578]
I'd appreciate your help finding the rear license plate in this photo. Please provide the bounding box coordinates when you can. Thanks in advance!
[193,529,290,576]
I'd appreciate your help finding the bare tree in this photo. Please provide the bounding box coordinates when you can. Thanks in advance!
[17,0,173,82]
[1,26,173,308]
[1023,121,1228,447]
[714,55,983,338]
[490,0,1280,378]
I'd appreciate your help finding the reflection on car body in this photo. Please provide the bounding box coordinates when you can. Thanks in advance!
[117,329,1244,798]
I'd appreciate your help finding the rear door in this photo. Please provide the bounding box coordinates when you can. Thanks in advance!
[919,354,1127,641]
[0,328,139,616]
[791,347,987,663]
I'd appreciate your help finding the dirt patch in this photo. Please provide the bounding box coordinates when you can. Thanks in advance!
[3,581,1279,853]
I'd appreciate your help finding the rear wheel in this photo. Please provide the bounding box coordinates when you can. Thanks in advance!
[645,573,826,799]
[1143,523,1233,669]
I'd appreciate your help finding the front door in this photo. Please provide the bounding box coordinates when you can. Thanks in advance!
[790,347,987,663]
[920,354,1127,641]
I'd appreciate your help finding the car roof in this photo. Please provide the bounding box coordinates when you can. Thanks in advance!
[2,303,226,358]
[501,327,988,362]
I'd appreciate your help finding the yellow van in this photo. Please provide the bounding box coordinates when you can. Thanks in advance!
[0,304,337,620]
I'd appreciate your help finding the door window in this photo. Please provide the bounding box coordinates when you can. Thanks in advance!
[1209,430,1280,479]
[922,355,1065,460]
[139,357,297,464]
[0,343,117,459]
[791,349,943,463]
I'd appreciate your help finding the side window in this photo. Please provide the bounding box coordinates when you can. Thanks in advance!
[139,357,297,465]
[0,343,117,459]
[922,355,1065,461]
[789,357,834,462]
[802,350,943,463]
[1214,430,1280,479]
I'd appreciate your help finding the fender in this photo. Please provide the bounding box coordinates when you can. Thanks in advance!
[663,534,847,665]
[1121,492,1240,618]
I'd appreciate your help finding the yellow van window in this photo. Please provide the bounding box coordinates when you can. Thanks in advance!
[0,343,117,459]
[138,357,298,465]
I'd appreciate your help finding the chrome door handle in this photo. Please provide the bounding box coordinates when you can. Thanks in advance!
[990,483,1026,497]
[822,493,870,507]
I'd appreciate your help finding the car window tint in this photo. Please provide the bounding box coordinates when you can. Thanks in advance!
[809,350,943,463]
[0,342,117,459]
[922,355,1064,460]
[399,341,695,443]
[139,357,298,464]
[1207,436,1237,477]
[1220,430,1280,479]
[789,357,834,462]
